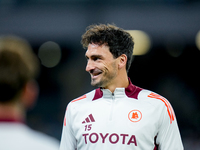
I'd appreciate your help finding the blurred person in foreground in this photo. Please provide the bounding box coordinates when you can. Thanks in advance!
[0,35,59,150]
[59,24,184,150]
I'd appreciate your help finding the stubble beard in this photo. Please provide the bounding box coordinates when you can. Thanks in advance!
[90,63,118,88]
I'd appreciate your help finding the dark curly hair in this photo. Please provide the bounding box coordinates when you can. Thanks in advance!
[81,24,134,72]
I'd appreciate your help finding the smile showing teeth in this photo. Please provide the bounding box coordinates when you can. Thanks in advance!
[92,73,101,78]
[90,69,102,78]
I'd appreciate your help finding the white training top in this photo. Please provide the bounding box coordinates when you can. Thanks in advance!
[60,80,183,150]
[0,122,59,150]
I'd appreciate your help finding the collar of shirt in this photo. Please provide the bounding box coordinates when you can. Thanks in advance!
[92,78,143,101]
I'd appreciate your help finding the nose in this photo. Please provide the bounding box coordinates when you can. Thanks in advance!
[86,59,94,72]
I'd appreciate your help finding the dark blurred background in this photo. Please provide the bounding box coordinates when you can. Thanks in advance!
[0,0,200,149]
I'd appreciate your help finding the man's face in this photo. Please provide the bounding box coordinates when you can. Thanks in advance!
[85,43,118,88]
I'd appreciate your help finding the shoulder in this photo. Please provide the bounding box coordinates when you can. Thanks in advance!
[27,128,60,150]
[67,89,97,109]
[1,123,59,150]
[138,89,173,114]
[138,89,175,124]
[138,89,170,106]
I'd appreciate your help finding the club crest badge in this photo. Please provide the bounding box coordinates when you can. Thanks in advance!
[128,110,142,123]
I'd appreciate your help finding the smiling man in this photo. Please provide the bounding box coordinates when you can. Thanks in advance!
[59,24,183,150]
[85,43,126,91]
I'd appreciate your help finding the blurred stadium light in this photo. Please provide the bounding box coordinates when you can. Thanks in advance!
[38,41,62,68]
[126,30,151,55]
[196,30,200,50]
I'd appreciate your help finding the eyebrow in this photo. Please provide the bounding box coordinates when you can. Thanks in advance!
[85,54,103,59]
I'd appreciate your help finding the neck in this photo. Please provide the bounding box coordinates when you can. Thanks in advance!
[0,102,25,123]
[104,74,129,93]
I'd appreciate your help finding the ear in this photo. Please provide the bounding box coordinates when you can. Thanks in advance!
[21,80,39,109]
[118,54,127,69]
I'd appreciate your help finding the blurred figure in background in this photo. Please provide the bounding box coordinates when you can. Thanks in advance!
[0,35,59,150]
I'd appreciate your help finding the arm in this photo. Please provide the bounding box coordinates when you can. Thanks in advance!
[155,104,184,150]
[59,104,77,150]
